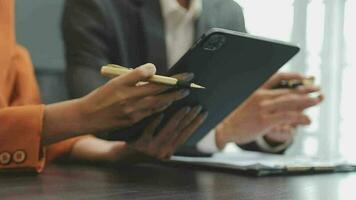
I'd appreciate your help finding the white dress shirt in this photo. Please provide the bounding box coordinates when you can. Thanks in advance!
[160,0,288,153]
[160,0,202,67]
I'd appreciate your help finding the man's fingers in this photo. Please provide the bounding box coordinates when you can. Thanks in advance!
[255,84,321,102]
[295,85,321,94]
[262,72,305,89]
[265,112,311,127]
[256,89,293,100]
[280,124,296,134]
[261,94,322,113]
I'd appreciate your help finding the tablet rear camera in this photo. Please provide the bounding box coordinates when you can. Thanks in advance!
[203,34,226,51]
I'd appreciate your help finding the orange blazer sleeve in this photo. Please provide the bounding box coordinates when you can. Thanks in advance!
[0,46,81,173]
[0,0,82,173]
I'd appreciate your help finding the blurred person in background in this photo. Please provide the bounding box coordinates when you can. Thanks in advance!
[62,0,323,156]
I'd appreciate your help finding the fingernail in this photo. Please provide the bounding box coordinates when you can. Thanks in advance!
[201,111,209,119]
[141,63,156,74]
[194,105,203,113]
[185,73,195,81]
[184,107,192,113]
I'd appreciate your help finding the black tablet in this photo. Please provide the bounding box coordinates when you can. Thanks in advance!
[108,28,300,146]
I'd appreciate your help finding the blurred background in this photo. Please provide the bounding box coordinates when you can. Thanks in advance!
[15,0,355,161]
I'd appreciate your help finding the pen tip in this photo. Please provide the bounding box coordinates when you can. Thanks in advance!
[191,83,206,89]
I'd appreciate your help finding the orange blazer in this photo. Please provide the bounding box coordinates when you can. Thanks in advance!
[0,0,80,172]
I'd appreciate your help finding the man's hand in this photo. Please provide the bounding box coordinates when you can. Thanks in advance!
[263,124,298,146]
[215,72,323,149]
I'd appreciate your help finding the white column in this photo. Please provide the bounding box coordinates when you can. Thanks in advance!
[318,0,346,159]
[290,0,310,73]
[286,0,310,156]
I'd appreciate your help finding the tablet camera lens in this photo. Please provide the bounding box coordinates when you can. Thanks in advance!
[203,34,226,51]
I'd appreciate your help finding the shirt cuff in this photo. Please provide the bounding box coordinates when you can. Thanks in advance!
[197,129,220,154]
[255,136,292,153]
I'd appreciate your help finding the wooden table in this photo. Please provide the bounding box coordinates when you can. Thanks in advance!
[1,163,356,200]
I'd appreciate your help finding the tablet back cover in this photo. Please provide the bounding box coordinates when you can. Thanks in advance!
[108,28,299,146]
[168,28,300,146]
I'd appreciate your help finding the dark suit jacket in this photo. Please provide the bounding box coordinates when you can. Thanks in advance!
[62,0,283,153]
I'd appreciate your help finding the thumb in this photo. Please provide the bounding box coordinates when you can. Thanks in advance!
[115,63,157,86]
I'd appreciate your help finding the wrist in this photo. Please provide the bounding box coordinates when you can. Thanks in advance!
[215,123,232,150]
[71,97,94,134]
[42,98,89,144]
[263,135,286,147]
[70,137,127,163]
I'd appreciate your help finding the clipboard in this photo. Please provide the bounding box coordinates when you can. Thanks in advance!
[108,28,300,145]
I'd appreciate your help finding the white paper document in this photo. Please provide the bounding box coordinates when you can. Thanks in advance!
[170,151,356,176]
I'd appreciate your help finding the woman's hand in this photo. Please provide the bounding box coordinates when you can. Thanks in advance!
[42,63,189,144]
[107,106,208,163]
[78,64,191,134]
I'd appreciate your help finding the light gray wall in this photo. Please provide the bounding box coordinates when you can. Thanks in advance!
[15,0,68,103]
[16,0,65,70]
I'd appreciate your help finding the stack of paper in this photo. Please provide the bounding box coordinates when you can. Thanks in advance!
[170,151,356,176]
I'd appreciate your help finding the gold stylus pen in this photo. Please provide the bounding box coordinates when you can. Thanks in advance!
[273,77,315,89]
[101,64,205,89]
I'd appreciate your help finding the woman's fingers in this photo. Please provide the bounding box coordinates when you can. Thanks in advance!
[130,108,207,160]
[171,73,195,82]
[132,83,170,98]
[132,72,194,98]
[114,63,156,86]
[175,105,203,131]
[116,89,190,124]
[172,111,208,148]
[138,114,164,144]
[110,63,172,99]
[135,89,190,111]
[163,106,203,147]
[154,107,191,146]
[156,110,208,159]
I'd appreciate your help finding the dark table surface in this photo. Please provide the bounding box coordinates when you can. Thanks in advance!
[1,162,355,200]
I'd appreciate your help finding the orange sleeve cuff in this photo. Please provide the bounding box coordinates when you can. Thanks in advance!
[0,105,45,173]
